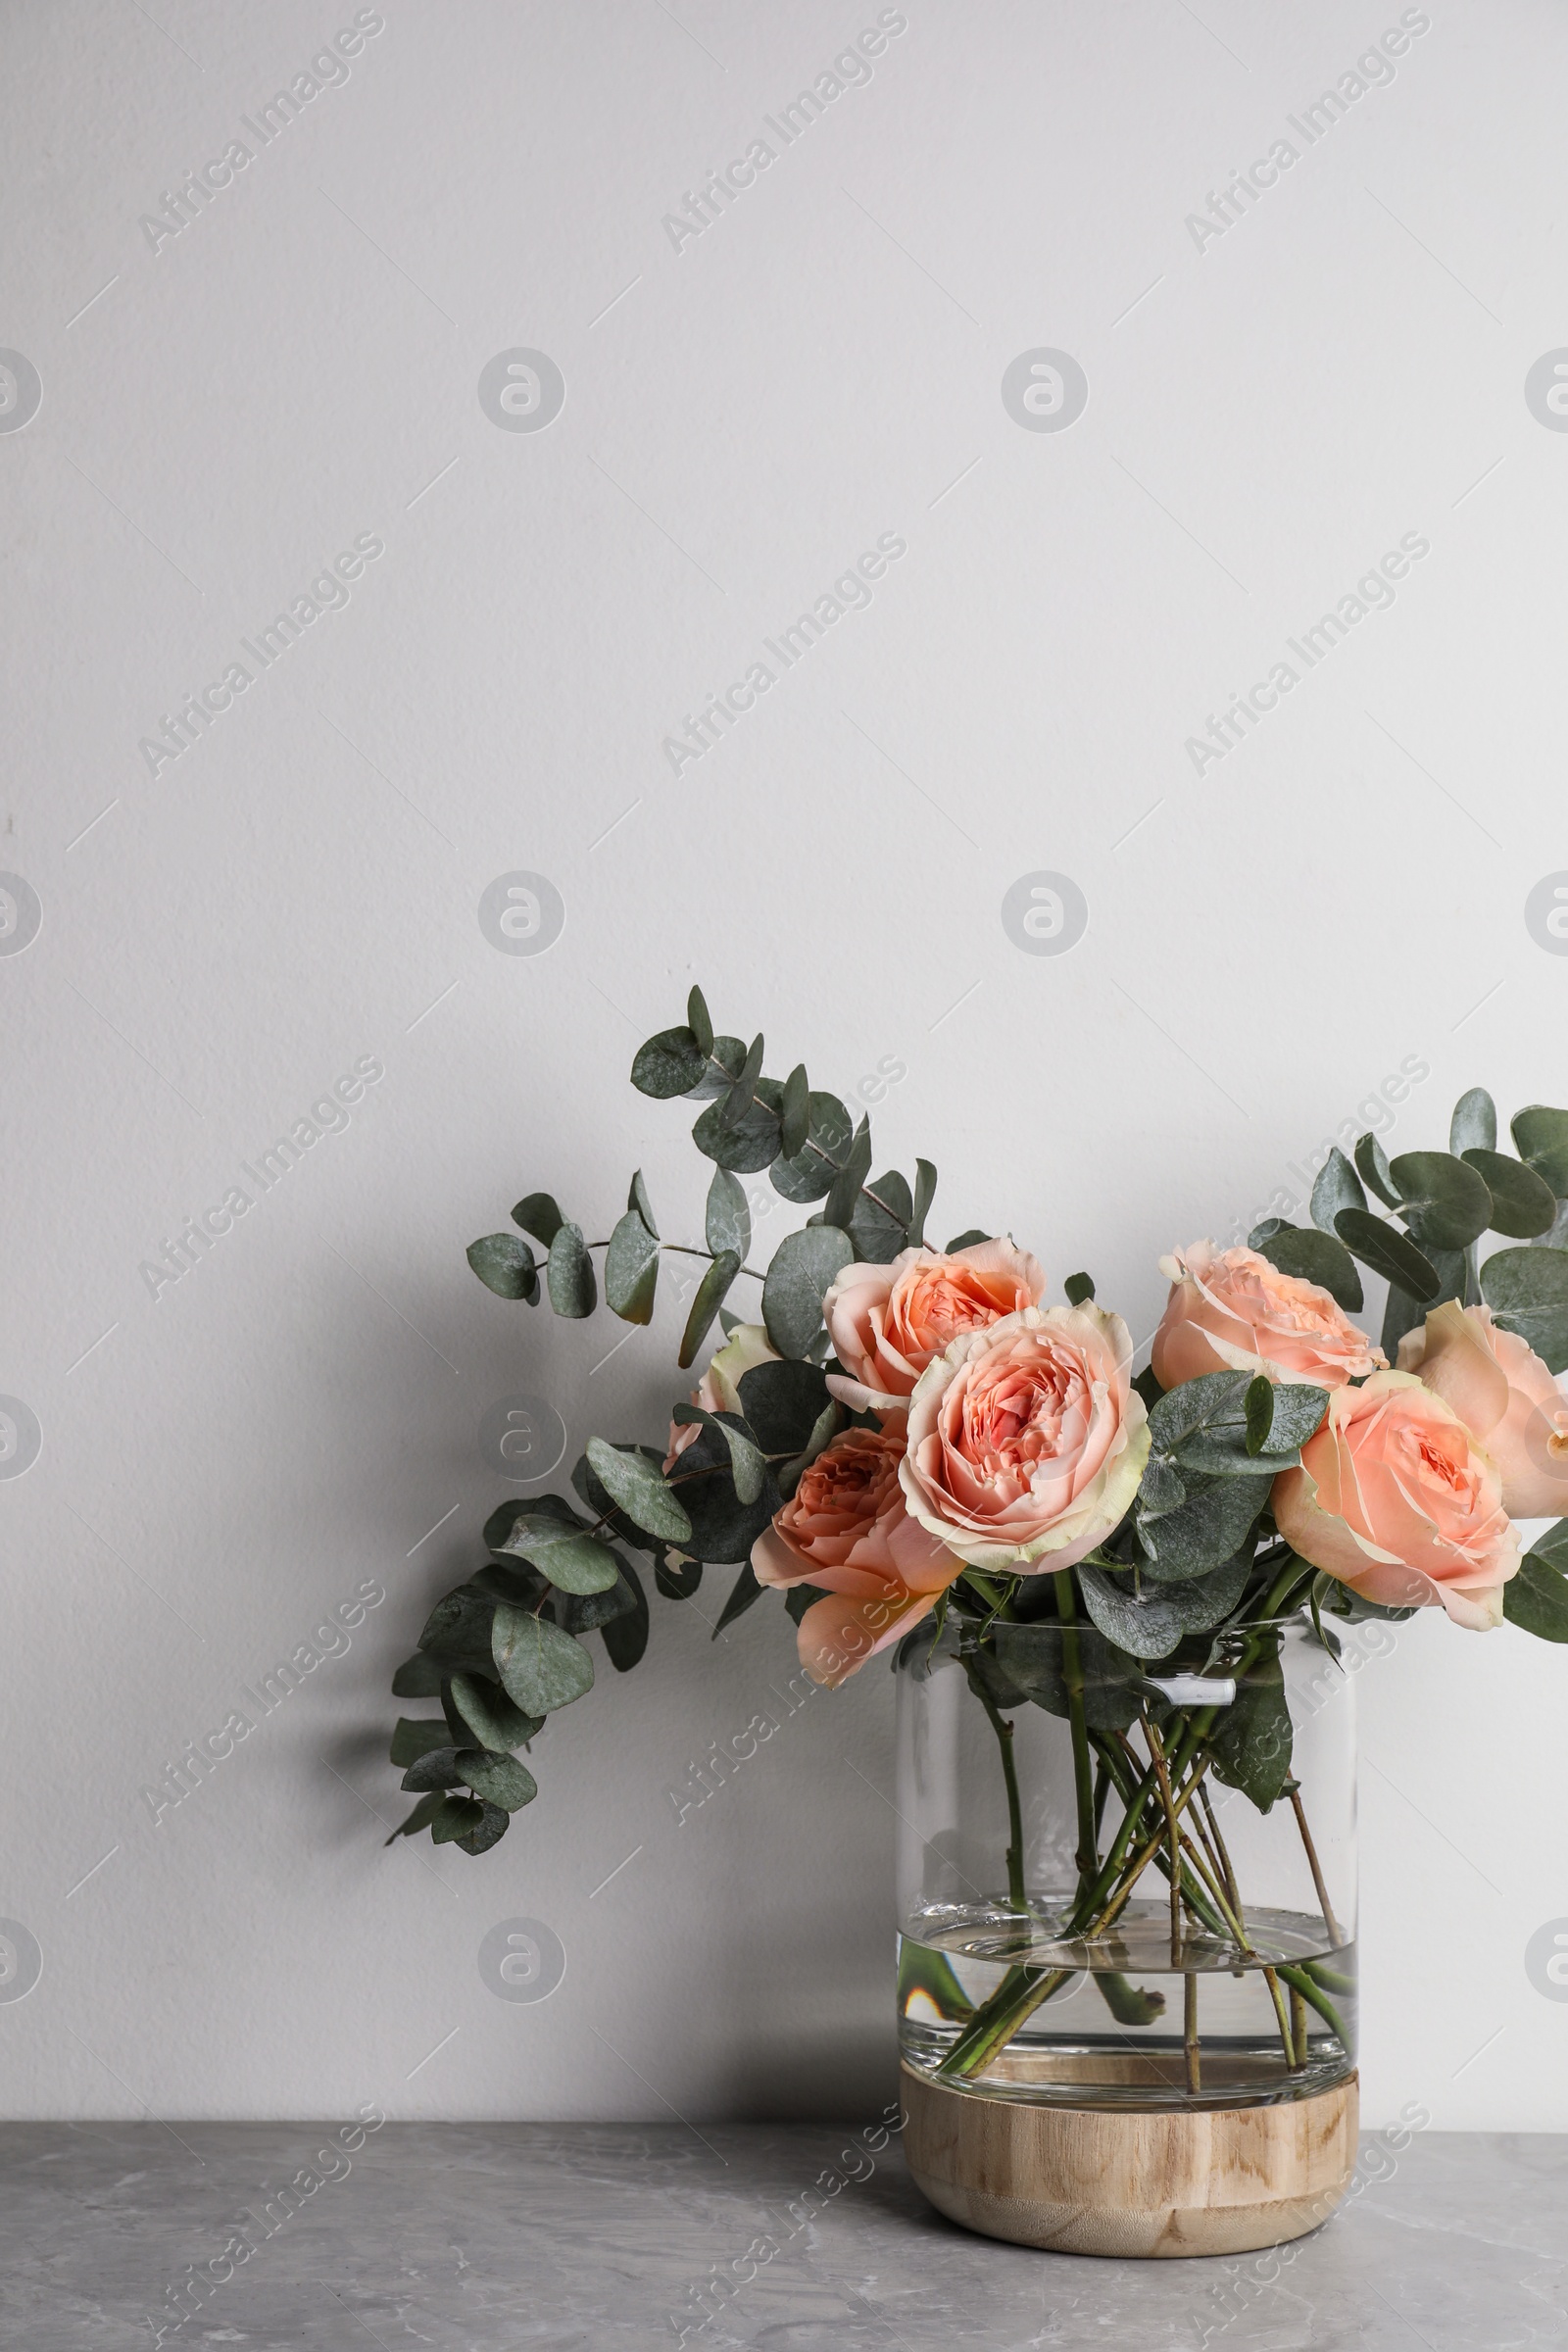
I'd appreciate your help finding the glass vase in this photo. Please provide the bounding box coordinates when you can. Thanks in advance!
[894,1613,1359,2255]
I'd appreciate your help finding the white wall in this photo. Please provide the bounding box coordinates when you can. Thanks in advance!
[3,0,1566,2128]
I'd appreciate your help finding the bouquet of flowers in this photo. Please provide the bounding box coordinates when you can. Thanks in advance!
[383,989,1568,2086]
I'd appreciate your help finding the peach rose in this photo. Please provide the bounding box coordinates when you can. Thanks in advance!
[752,1416,961,1688]
[1152,1240,1383,1392]
[1273,1370,1519,1630]
[823,1237,1047,1411]
[1397,1301,1568,1521]
[899,1304,1150,1573]
[664,1322,778,1470]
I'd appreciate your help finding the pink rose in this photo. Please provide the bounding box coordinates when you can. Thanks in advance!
[1397,1301,1568,1521]
[1152,1240,1384,1392]
[1272,1370,1519,1630]
[823,1237,1047,1411]
[664,1322,778,1471]
[899,1304,1150,1573]
[751,1416,961,1688]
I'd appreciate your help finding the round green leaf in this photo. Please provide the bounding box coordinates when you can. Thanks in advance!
[678,1250,739,1370]
[1253,1223,1363,1313]
[1511,1106,1568,1198]
[705,1168,751,1261]
[445,1673,541,1751]
[770,1092,855,1202]
[466,1234,539,1301]
[1352,1132,1400,1210]
[547,1222,597,1317]
[1503,1547,1568,1642]
[455,1749,537,1811]
[1387,1152,1494,1250]
[491,1602,595,1714]
[1309,1148,1366,1236]
[605,1209,660,1324]
[430,1795,487,1845]
[762,1224,855,1359]
[1449,1088,1496,1155]
[585,1437,693,1543]
[631,1027,706,1099]
[1461,1149,1556,1240]
[506,1520,621,1595]
[1480,1246,1568,1373]
[1334,1208,1440,1299]
[512,1193,564,1247]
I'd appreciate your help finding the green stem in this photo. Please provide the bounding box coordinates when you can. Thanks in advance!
[1276,1962,1350,2047]
[1054,1572,1098,1897]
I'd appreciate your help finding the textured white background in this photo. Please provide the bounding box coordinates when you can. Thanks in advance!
[3,0,1566,2131]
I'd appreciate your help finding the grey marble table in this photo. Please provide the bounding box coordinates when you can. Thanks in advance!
[2,2119,1563,2351]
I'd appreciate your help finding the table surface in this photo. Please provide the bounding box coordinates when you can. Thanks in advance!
[2,2119,1564,2350]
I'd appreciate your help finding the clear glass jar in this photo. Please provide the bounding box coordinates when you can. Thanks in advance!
[894,1614,1356,2111]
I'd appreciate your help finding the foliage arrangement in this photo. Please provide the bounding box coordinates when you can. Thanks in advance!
[383,991,1568,1868]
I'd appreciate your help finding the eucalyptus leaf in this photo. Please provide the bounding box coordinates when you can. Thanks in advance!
[1464,1148,1557,1239]
[722,1033,765,1126]
[1252,1223,1363,1313]
[418,1587,496,1661]
[1388,1152,1493,1251]
[822,1119,873,1231]
[389,1718,452,1767]
[1310,1148,1366,1235]
[586,1437,693,1543]
[466,1234,539,1301]
[605,1209,660,1325]
[391,1653,445,1698]
[991,1624,1141,1732]
[492,1602,595,1714]
[385,1790,444,1842]
[1381,1285,1426,1363]
[1480,1247,1568,1373]
[738,1358,834,1453]
[712,1560,765,1635]
[1077,1566,1183,1659]
[678,1250,740,1370]
[1512,1105,1568,1198]
[1138,1470,1273,1578]
[762,1223,855,1358]
[705,1168,751,1261]
[504,1519,621,1595]
[783,1582,830,1628]
[1503,1544,1568,1642]
[429,1795,487,1845]
[401,1745,467,1792]
[850,1170,912,1265]
[780,1063,809,1161]
[1334,1208,1440,1300]
[656,1554,705,1600]
[771,1092,856,1202]
[910,1159,938,1248]
[1450,1087,1496,1155]
[661,1420,779,1562]
[1353,1132,1400,1210]
[455,1802,511,1856]
[512,1192,564,1248]
[1244,1376,1274,1454]
[1064,1271,1096,1307]
[456,1748,537,1811]
[946,1228,989,1251]
[446,1673,541,1751]
[672,1403,766,1505]
[631,1027,707,1099]
[547,1222,597,1317]
[779,1400,841,1498]
[689,1035,748,1100]
[1207,1640,1293,1812]
[688,986,713,1056]
[601,1555,649,1670]
[627,1169,659,1238]
[692,1080,782,1173]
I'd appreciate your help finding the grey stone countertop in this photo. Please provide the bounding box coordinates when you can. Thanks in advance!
[2,2118,1564,2351]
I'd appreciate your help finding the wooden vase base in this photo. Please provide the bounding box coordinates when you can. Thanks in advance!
[901,2061,1358,2259]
